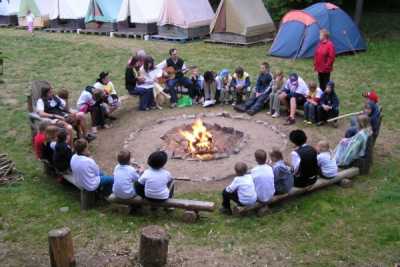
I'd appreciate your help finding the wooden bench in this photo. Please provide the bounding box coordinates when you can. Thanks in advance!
[108,194,216,223]
[232,167,360,216]
[59,173,97,211]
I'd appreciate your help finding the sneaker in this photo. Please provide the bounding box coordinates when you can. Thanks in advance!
[85,133,96,142]
[267,111,272,115]
[303,120,309,124]
[219,207,232,215]
[156,105,163,110]
[170,103,177,108]
[317,121,326,127]
[247,110,256,116]
[284,117,296,125]
[306,121,313,125]
[106,115,117,121]
[91,127,98,134]
[272,112,280,118]
[231,102,236,106]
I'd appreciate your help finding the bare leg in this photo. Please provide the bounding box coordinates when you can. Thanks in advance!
[290,97,297,119]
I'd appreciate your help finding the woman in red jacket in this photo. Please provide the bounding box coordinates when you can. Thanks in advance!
[314,29,336,91]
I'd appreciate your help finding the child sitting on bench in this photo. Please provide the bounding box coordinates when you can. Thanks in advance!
[41,125,59,164]
[289,129,319,188]
[33,121,50,159]
[316,140,338,179]
[251,150,275,203]
[135,151,174,202]
[112,150,141,199]
[269,148,293,195]
[53,129,72,173]
[220,162,257,215]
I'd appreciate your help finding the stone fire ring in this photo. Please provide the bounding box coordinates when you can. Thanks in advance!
[123,112,288,182]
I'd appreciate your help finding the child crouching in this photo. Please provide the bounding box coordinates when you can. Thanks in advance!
[220,162,257,215]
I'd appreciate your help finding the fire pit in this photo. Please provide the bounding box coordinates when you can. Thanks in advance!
[161,119,247,161]
[123,112,288,181]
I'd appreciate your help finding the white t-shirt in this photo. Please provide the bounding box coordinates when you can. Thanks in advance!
[26,13,35,23]
[94,81,118,96]
[226,174,257,206]
[138,67,162,89]
[138,168,172,200]
[36,97,66,113]
[112,164,140,199]
[76,90,94,110]
[251,164,275,203]
[70,154,100,191]
[317,152,338,178]
[284,76,309,96]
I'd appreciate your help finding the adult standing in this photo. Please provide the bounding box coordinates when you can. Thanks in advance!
[157,48,193,108]
[314,29,336,91]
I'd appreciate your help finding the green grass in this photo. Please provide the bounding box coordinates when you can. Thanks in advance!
[1,13,400,265]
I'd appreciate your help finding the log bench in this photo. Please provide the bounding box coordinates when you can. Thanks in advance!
[108,194,216,223]
[233,167,360,216]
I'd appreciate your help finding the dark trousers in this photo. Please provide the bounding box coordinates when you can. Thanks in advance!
[318,72,331,91]
[134,181,175,202]
[317,106,339,122]
[221,189,241,210]
[244,92,270,113]
[90,103,106,127]
[166,77,193,103]
[294,175,317,188]
[134,87,155,110]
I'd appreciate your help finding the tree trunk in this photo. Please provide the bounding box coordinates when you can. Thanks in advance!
[139,225,169,267]
[48,227,75,267]
[354,0,364,25]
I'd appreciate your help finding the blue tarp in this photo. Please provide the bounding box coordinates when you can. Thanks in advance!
[269,2,367,58]
[85,0,123,23]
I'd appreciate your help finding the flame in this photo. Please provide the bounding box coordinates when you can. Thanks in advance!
[179,119,214,159]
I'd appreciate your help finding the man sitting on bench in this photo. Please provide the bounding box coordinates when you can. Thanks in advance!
[134,151,175,202]
[157,48,193,108]
[70,139,114,196]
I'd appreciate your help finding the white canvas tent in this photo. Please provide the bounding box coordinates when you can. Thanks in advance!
[116,0,164,34]
[18,0,52,27]
[0,0,20,25]
[210,0,276,44]
[49,0,90,29]
[157,0,214,38]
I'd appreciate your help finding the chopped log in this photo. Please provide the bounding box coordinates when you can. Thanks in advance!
[80,190,96,211]
[108,194,215,212]
[139,225,169,267]
[182,210,198,223]
[233,168,360,215]
[48,227,75,267]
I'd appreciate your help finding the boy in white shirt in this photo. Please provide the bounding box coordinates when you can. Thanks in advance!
[316,140,338,179]
[112,150,141,199]
[70,139,114,195]
[134,151,174,202]
[220,162,257,215]
[251,150,275,203]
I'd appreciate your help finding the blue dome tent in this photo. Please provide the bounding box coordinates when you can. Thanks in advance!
[269,2,367,59]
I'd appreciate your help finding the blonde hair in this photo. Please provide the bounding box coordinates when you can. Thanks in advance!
[357,115,370,129]
[45,125,59,141]
[317,140,330,152]
[308,81,318,91]
[320,29,330,39]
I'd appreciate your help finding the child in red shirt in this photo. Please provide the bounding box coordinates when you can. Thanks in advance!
[33,121,49,159]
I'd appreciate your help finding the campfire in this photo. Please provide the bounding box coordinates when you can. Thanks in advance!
[179,119,215,160]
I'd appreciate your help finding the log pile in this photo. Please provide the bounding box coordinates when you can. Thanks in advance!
[0,154,23,185]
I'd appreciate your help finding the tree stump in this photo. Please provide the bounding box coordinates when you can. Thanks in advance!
[339,178,353,188]
[139,225,169,267]
[182,210,198,223]
[48,227,75,267]
[80,190,96,210]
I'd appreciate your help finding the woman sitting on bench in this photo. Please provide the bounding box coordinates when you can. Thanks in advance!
[334,115,370,167]
[135,151,174,202]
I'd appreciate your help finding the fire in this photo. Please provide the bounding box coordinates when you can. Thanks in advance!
[179,119,214,159]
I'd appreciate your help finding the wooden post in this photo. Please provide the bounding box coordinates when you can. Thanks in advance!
[48,227,75,267]
[182,210,198,223]
[139,225,169,267]
[80,190,96,210]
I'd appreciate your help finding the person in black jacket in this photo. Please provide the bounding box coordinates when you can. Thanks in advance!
[125,56,142,95]
[317,81,339,126]
[53,129,72,172]
[289,129,319,188]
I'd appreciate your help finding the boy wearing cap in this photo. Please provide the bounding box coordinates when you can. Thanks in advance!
[278,73,309,125]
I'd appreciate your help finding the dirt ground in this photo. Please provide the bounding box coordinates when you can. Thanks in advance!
[93,97,370,194]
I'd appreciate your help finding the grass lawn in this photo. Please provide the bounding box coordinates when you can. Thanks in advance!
[0,13,399,266]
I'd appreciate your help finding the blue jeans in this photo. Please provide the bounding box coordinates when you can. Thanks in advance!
[134,87,155,110]
[244,92,270,113]
[166,76,193,103]
[304,102,318,123]
[99,171,114,195]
